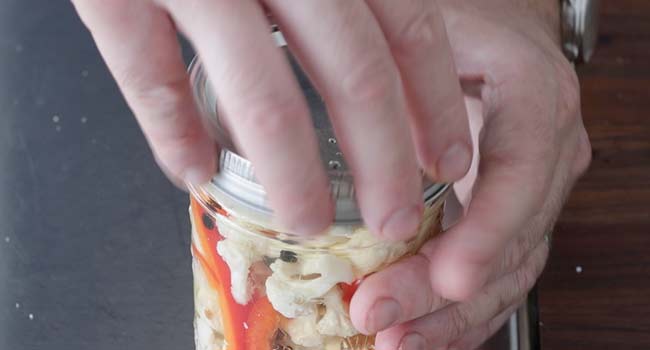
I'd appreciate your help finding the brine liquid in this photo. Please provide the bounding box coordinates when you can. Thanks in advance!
[190,196,443,350]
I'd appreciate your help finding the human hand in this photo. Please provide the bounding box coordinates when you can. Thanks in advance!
[72,0,473,237]
[349,0,592,348]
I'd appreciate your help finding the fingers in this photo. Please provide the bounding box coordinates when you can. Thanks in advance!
[263,0,422,240]
[373,239,548,350]
[73,0,216,185]
[160,0,333,234]
[349,254,450,335]
[425,90,561,300]
[366,0,472,182]
[350,211,548,336]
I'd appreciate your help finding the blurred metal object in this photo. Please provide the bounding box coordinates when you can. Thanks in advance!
[515,288,541,350]
[479,288,540,350]
[561,0,601,63]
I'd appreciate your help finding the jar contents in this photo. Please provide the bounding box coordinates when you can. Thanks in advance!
[190,194,444,350]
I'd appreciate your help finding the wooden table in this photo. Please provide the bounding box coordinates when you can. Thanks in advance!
[538,1,650,349]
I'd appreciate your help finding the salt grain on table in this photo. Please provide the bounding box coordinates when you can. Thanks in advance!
[4,236,10,243]
[52,115,60,123]
[28,313,34,320]
[15,303,20,309]
[576,266,583,274]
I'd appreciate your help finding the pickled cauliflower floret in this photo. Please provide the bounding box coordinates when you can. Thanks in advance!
[193,260,224,332]
[265,255,354,318]
[285,308,323,347]
[192,260,225,350]
[317,287,358,338]
[334,229,408,277]
[194,317,225,350]
[216,237,263,305]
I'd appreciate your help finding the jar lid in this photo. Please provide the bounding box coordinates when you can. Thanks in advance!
[188,31,448,225]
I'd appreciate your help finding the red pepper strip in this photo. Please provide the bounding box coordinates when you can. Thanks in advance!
[339,279,362,304]
[245,296,281,350]
[191,197,251,350]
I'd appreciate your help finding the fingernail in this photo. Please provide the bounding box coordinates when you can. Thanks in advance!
[366,298,401,333]
[183,167,211,185]
[380,205,422,240]
[399,332,427,350]
[436,142,472,182]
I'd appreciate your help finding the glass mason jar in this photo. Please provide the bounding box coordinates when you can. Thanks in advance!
[187,30,450,350]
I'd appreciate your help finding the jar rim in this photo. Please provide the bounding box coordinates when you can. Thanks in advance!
[189,181,449,252]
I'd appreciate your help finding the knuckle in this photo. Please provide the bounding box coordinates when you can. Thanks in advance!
[495,292,511,316]
[511,262,538,297]
[157,129,202,152]
[573,127,593,177]
[460,246,495,269]
[153,133,205,177]
[499,241,523,274]
[390,11,437,56]
[117,67,189,110]
[341,58,398,104]
[236,95,306,138]
[555,61,582,127]
[559,61,581,102]
[446,306,472,340]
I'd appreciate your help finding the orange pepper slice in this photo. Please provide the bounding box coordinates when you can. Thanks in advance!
[191,197,251,350]
[245,297,281,350]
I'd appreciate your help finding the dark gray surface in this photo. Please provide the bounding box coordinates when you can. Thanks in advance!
[0,1,194,350]
[0,1,517,350]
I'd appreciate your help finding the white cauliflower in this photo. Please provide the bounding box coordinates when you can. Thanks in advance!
[335,229,408,277]
[265,255,354,318]
[216,237,264,305]
[193,260,224,332]
[192,260,226,350]
[285,308,323,348]
[317,287,358,338]
[194,317,225,350]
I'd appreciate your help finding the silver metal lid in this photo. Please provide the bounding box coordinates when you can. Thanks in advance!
[561,0,600,63]
[188,31,448,224]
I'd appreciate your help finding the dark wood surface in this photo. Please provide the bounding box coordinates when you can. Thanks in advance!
[538,1,650,349]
